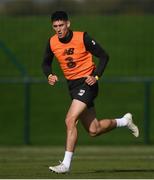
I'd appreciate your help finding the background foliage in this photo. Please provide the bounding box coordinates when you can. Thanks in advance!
[0,0,154,145]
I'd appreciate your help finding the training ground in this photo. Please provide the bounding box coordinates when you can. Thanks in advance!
[0,145,154,179]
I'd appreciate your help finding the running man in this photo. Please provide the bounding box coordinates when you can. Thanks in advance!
[42,11,139,174]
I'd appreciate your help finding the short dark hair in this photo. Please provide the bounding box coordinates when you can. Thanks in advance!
[51,11,68,22]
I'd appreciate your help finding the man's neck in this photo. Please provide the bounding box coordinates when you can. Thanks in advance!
[59,30,73,43]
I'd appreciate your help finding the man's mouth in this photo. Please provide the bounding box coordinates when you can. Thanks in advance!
[58,32,62,37]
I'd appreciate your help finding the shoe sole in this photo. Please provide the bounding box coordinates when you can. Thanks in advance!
[49,167,69,174]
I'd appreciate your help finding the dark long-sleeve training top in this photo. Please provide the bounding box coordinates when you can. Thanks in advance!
[42,30,109,78]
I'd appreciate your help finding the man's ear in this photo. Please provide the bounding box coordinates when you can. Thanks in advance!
[67,21,70,28]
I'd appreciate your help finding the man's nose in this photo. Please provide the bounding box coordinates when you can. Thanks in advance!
[57,27,61,32]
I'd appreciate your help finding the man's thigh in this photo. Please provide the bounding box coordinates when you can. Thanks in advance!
[79,107,99,132]
[66,99,87,120]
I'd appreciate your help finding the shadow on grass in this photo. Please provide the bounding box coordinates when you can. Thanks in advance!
[94,169,154,173]
[73,169,154,175]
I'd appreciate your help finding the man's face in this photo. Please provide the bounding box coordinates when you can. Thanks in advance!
[52,20,70,39]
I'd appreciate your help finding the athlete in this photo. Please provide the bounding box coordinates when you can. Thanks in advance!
[42,11,139,174]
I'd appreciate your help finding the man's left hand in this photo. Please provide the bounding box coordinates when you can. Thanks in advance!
[85,75,97,86]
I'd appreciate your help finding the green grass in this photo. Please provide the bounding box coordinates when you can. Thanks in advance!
[0,145,154,179]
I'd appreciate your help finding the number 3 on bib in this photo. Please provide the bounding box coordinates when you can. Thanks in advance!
[65,57,76,68]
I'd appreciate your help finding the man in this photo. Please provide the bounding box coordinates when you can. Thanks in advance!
[42,11,139,174]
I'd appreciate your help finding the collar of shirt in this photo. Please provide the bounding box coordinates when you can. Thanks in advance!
[59,30,73,43]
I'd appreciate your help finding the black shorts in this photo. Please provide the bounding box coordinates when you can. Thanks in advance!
[67,77,98,108]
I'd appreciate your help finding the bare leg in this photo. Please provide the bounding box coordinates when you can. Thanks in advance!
[80,107,117,136]
[49,108,139,173]
[65,99,87,152]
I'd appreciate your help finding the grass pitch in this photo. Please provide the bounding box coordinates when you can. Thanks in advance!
[0,146,154,179]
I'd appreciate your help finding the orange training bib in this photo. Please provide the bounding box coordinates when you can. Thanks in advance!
[50,31,95,80]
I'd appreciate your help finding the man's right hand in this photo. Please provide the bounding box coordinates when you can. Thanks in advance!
[48,74,58,86]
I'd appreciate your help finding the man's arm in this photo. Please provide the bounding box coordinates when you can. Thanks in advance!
[83,32,109,78]
[42,39,54,78]
[42,39,58,85]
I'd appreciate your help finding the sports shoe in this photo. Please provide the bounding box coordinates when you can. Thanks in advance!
[124,113,139,137]
[49,162,69,174]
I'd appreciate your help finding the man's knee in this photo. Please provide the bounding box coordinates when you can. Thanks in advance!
[87,121,100,137]
[88,129,97,137]
[65,115,78,129]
